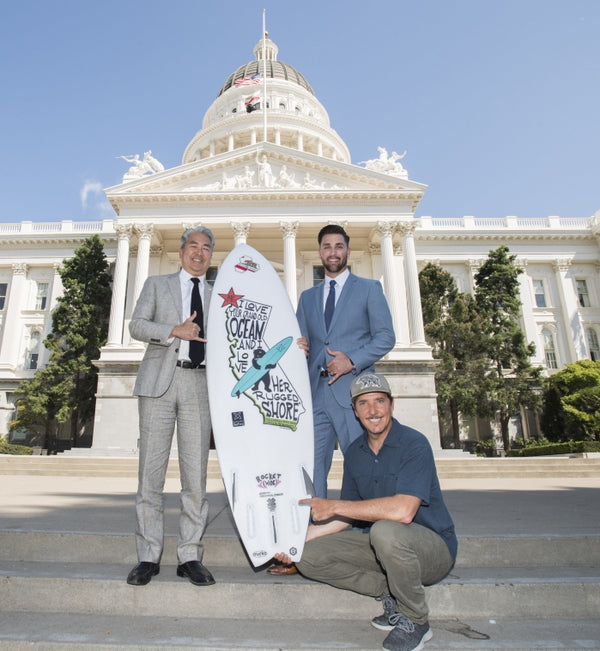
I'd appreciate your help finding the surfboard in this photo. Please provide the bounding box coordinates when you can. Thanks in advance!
[206,244,314,568]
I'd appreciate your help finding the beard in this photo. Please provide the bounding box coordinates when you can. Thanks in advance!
[322,254,348,275]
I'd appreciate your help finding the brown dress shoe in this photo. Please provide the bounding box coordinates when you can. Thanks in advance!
[267,562,298,575]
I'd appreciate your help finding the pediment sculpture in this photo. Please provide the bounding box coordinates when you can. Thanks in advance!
[118,150,165,182]
[359,146,409,179]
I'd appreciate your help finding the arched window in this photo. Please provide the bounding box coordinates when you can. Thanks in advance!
[542,328,558,369]
[587,328,600,361]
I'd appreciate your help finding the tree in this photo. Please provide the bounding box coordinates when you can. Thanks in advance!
[11,235,112,448]
[474,245,543,451]
[541,360,600,442]
[419,263,490,447]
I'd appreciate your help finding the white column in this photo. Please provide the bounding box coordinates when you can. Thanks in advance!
[132,224,154,307]
[399,222,426,345]
[0,263,28,368]
[280,221,299,306]
[376,221,401,345]
[516,258,542,364]
[49,263,62,311]
[106,224,132,347]
[232,222,251,245]
[553,259,580,361]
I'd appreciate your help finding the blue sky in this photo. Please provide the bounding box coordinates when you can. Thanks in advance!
[1,0,598,223]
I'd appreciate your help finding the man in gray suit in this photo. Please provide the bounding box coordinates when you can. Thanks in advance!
[297,224,395,498]
[126,226,216,587]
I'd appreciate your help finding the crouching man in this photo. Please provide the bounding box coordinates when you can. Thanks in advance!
[274,373,457,651]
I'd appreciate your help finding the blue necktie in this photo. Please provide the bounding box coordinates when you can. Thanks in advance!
[324,279,336,330]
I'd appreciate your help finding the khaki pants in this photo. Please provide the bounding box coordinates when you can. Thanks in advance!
[297,520,454,624]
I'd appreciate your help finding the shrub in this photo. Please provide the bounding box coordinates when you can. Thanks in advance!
[0,437,33,455]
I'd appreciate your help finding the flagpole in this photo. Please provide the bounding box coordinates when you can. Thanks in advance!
[262,9,267,143]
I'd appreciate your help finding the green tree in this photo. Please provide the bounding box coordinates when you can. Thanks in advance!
[11,235,112,449]
[419,263,490,447]
[474,245,543,451]
[541,360,600,441]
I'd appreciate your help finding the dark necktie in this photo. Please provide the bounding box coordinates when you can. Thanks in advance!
[324,279,336,330]
[189,277,204,364]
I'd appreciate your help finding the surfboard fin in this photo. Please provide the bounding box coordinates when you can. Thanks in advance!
[302,466,315,498]
[231,472,236,510]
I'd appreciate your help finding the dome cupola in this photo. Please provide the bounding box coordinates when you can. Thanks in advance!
[182,35,349,165]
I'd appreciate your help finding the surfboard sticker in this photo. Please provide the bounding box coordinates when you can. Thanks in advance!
[207,244,314,567]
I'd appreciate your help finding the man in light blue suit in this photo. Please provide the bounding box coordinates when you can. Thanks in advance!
[297,224,395,498]
[126,226,216,588]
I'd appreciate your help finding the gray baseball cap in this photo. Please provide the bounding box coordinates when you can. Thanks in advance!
[350,373,392,400]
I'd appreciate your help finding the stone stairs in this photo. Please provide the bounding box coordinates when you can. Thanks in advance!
[2,451,600,479]
[1,455,599,648]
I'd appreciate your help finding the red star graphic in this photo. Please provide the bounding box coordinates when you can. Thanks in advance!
[219,287,244,308]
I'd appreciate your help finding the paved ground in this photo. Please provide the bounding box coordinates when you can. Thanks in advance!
[1,473,599,538]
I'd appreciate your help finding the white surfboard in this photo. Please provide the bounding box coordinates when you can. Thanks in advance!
[206,244,314,568]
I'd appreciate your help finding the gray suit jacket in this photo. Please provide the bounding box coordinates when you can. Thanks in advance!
[296,273,395,408]
[129,272,212,398]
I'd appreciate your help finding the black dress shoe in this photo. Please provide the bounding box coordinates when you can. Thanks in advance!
[127,561,160,586]
[176,560,216,586]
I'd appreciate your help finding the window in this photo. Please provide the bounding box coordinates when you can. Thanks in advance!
[532,279,547,308]
[206,266,218,287]
[587,328,600,362]
[542,329,558,369]
[0,283,7,310]
[312,265,351,287]
[576,279,591,307]
[28,330,41,370]
[35,282,49,310]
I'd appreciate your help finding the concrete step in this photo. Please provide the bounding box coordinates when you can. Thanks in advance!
[1,613,598,649]
[1,530,599,568]
[2,453,600,479]
[1,560,599,621]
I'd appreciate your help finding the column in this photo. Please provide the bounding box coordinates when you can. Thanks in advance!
[280,221,299,306]
[516,258,542,364]
[106,224,132,347]
[232,222,251,245]
[49,263,62,310]
[0,263,28,368]
[398,221,426,345]
[375,221,401,345]
[553,259,580,361]
[132,224,154,308]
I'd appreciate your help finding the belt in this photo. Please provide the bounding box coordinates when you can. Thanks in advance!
[319,369,330,377]
[176,360,205,369]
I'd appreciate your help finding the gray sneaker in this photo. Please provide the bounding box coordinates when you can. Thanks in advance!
[371,592,397,630]
[382,613,432,651]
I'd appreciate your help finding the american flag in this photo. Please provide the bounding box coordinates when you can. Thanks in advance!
[235,73,261,87]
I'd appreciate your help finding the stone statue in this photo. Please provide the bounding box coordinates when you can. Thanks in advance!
[359,146,408,179]
[257,153,275,188]
[118,151,164,182]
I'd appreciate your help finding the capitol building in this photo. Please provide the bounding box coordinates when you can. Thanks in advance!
[1,35,598,454]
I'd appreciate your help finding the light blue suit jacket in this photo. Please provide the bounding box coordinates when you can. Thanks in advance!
[296,273,395,408]
[129,272,212,398]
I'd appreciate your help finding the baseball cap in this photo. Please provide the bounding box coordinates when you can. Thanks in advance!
[350,373,392,400]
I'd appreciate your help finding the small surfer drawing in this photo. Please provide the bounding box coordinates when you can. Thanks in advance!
[252,348,276,392]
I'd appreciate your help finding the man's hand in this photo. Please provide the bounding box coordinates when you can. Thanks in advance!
[326,348,354,383]
[300,497,339,522]
[297,336,309,357]
[170,312,206,342]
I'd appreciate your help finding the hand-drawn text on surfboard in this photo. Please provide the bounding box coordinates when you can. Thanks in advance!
[218,284,305,431]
